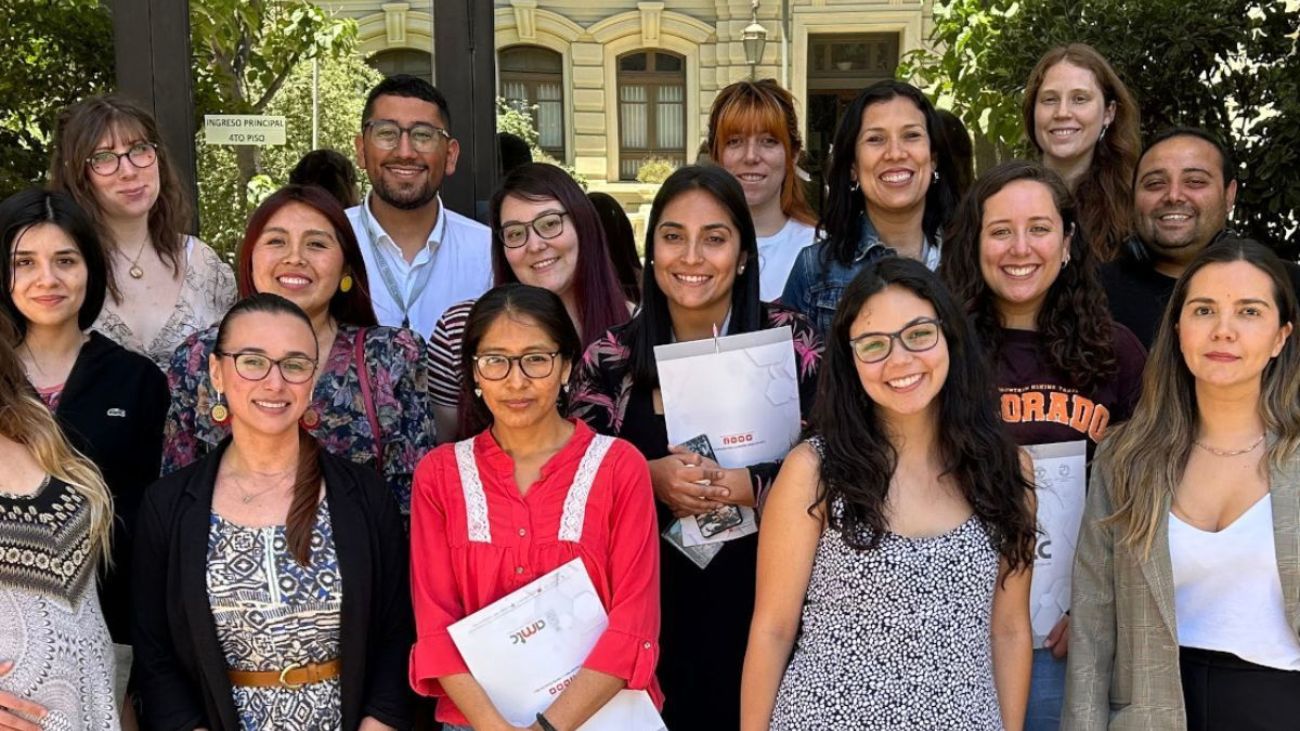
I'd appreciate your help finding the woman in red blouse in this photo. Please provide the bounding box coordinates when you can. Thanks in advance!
[409,283,662,730]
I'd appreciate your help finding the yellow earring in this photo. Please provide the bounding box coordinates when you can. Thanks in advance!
[340,274,354,293]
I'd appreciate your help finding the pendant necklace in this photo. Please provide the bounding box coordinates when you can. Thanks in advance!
[127,238,148,279]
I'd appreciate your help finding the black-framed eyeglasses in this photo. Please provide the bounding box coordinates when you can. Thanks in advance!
[363,120,450,153]
[214,350,318,384]
[849,318,943,364]
[86,142,158,176]
[498,212,568,249]
[472,352,561,381]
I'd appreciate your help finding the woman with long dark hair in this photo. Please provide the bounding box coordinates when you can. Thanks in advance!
[1023,44,1140,262]
[1066,239,1300,730]
[588,191,644,306]
[570,165,823,730]
[743,257,1036,730]
[782,79,960,334]
[410,284,661,730]
[163,185,431,512]
[427,163,631,442]
[708,79,819,301]
[50,94,236,368]
[940,161,1146,729]
[0,188,169,717]
[134,293,413,730]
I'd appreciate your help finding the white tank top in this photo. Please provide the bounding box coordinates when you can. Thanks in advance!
[1169,494,1300,670]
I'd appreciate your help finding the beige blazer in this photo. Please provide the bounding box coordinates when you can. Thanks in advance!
[1063,441,1300,731]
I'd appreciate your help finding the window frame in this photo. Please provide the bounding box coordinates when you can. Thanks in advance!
[616,50,687,181]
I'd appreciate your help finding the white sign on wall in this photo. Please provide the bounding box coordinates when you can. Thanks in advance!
[203,115,287,146]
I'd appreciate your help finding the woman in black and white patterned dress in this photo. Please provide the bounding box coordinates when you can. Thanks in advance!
[741,257,1038,730]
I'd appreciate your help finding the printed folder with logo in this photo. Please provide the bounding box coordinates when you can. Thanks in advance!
[446,558,665,730]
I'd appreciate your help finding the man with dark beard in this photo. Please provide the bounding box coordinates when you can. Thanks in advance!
[349,75,492,337]
[1101,127,1300,347]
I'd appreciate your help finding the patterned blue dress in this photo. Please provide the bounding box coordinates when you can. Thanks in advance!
[207,499,344,730]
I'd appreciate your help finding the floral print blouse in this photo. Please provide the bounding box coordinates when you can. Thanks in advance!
[162,323,433,512]
[568,303,824,510]
[94,237,237,370]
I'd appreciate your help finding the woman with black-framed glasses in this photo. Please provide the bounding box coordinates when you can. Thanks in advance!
[50,94,236,369]
[426,163,630,443]
[134,293,414,731]
[410,284,662,730]
[742,257,1037,730]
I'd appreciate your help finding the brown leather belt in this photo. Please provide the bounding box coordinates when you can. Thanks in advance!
[227,659,341,689]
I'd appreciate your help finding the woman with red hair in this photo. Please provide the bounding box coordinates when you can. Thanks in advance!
[162,185,432,512]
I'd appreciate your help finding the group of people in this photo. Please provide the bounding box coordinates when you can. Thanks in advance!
[0,38,1295,731]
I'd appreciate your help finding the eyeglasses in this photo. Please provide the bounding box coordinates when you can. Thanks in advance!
[848,318,943,364]
[363,120,450,153]
[472,352,561,381]
[86,142,158,176]
[214,350,318,384]
[498,212,568,249]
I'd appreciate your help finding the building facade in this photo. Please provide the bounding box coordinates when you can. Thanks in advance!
[320,0,935,233]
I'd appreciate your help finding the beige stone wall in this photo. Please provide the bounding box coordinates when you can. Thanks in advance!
[318,0,935,232]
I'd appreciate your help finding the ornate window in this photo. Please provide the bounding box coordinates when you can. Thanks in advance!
[616,50,686,181]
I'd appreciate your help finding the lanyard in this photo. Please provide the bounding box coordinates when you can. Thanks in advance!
[362,201,438,329]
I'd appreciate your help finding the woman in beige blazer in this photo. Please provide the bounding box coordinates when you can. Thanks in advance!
[1064,238,1300,731]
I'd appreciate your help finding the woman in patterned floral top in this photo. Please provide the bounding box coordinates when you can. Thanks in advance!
[50,95,236,369]
[0,310,119,729]
[134,294,412,730]
[163,185,432,512]
[569,165,823,731]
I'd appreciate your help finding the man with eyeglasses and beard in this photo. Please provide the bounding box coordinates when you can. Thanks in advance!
[349,75,492,338]
[1101,127,1300,347]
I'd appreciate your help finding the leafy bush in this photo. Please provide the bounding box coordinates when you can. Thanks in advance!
[635,158,677,184]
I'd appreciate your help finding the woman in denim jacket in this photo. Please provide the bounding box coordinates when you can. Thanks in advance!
[782,80,959,335]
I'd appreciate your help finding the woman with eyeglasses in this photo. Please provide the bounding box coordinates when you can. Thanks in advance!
[426,163,630,443]
[410,284,661,731]
[939,162,1146,730]
[742,257,1036,730]
[50,94,236,369]
[0,188,169,721]
[134,293,413,730]
[569,165,824,731]
[163,185,432,513]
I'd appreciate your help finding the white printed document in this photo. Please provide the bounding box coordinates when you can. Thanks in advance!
[447,558,665,730]
[654,326,801,548]
[1025,440,1088,647]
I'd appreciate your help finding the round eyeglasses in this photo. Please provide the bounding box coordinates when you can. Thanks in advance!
[472,352,561,381]
[363,120,450,153]
[498,212,568,249]
[849,318,943,364]
[86,142,158,177]
[214,350,318,384]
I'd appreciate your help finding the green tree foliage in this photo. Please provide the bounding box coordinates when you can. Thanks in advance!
[197,52,381,256]
[0,0,113,196]
[903,0,1300,254]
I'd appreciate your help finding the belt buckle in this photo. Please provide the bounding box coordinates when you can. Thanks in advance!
[278,662,303,689]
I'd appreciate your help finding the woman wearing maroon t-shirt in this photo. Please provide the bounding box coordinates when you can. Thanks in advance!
[409,284,662,731]
[940,161,1146,731]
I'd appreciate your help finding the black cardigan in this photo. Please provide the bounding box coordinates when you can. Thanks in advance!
[47,331,168,642]
[132,440,415,731]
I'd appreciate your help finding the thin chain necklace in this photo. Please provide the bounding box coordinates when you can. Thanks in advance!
[228,472,294,504]
[125,237,149,279]
[1193,434,1266,457]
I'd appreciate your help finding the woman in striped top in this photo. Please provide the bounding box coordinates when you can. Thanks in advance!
[426,163,631,443]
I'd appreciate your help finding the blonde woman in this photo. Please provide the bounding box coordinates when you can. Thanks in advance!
[1066,239,1300,731]
[0,311,119,729]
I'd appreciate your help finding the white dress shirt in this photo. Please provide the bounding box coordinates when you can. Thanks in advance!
[348,193,493,338]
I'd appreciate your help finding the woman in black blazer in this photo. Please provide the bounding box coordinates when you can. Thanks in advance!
[0,188,169,708]
[132,293,413,731]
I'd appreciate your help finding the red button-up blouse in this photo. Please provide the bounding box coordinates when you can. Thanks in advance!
[409,419,663,725]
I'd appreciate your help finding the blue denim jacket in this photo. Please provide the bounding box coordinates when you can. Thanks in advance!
[781,214,941,335]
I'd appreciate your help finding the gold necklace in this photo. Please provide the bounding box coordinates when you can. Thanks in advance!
[126,238,149,279]
[1193,434,1265,457]
[228,472,293,504]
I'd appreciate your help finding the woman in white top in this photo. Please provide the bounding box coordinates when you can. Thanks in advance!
[1066,238,1300,731]
[50,95,236,369]
[707,79,818,301]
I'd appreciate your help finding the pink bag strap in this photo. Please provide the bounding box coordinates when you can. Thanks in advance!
[354,328,385,467]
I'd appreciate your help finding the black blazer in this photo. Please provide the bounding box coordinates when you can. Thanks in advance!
[132,439,414,731]
[48,331,168,642]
